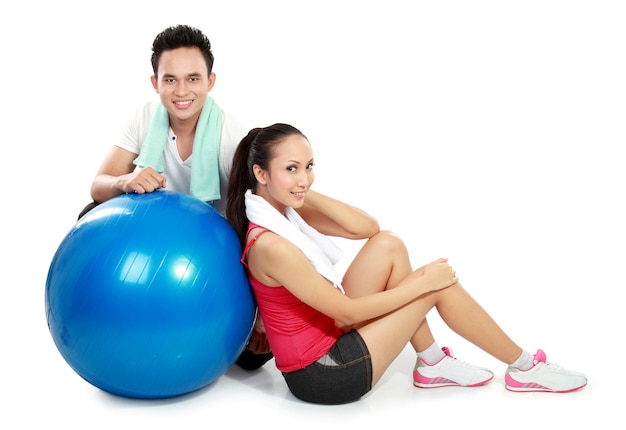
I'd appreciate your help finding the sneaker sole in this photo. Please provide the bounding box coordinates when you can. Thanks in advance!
[505,381,587,393]
[413,375,493,389]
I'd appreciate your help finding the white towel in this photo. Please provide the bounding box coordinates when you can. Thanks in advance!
[244,190,345,293]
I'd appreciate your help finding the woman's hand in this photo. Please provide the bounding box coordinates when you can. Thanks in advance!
[422,258,458,292]
[245,314,271,354]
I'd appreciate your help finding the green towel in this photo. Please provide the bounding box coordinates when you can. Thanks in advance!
[133,97,223,202]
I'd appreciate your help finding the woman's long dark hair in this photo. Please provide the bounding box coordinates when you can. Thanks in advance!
[226,123,306,247]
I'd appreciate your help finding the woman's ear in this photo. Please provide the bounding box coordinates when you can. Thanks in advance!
[253,164,267,185]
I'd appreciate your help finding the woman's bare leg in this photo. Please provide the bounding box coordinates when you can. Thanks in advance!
[429,282,522,364]
[341,230,522,386]
[355,281,521,386]
[342,231,436,351]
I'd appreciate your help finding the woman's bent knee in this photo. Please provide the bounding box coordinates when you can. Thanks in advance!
[369,230,406,252]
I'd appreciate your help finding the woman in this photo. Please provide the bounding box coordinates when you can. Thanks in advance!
[225,123,587,405]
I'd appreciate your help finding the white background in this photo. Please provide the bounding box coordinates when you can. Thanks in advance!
[1,1,623,428]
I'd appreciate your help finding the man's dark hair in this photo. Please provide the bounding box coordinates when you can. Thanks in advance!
[151,25,214,75]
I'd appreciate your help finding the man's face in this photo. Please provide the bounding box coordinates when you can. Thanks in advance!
[150,46,215,125]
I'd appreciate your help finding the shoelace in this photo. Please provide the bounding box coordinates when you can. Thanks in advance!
[543,361,567,372]
[447,355,479,368]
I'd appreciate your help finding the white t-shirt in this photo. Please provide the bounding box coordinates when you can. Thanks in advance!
[116,99,248,214]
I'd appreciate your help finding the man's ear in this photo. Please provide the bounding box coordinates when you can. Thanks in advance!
[253,165,267,184]
[207,72,216,91]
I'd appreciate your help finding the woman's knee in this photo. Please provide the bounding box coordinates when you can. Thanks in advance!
[369,230,408,255]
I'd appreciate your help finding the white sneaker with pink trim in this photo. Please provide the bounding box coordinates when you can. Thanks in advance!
[505,349,587,393]
[413,347,494,388]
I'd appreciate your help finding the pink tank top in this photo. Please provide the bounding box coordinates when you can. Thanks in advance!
[242,222,343,372]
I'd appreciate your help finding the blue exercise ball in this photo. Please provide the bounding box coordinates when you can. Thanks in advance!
[45,190,255,399]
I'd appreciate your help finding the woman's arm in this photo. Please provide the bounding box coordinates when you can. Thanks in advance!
[248,233,455,327]
[295,189,380,239]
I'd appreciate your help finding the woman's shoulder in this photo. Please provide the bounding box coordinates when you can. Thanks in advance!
[248,226,282,250]
[248,227,302,262]
[246,227,305,287]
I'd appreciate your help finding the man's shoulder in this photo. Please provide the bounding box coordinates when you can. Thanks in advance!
[143,99,160,114]
[220,110,248,144]
[127,99,160,124]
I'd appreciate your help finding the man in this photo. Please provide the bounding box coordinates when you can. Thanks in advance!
[80,24,272,371]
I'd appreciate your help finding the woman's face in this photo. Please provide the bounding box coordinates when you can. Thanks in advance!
[257,134,315,213]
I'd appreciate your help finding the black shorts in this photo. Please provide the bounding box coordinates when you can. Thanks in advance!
[282,329,373,405]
